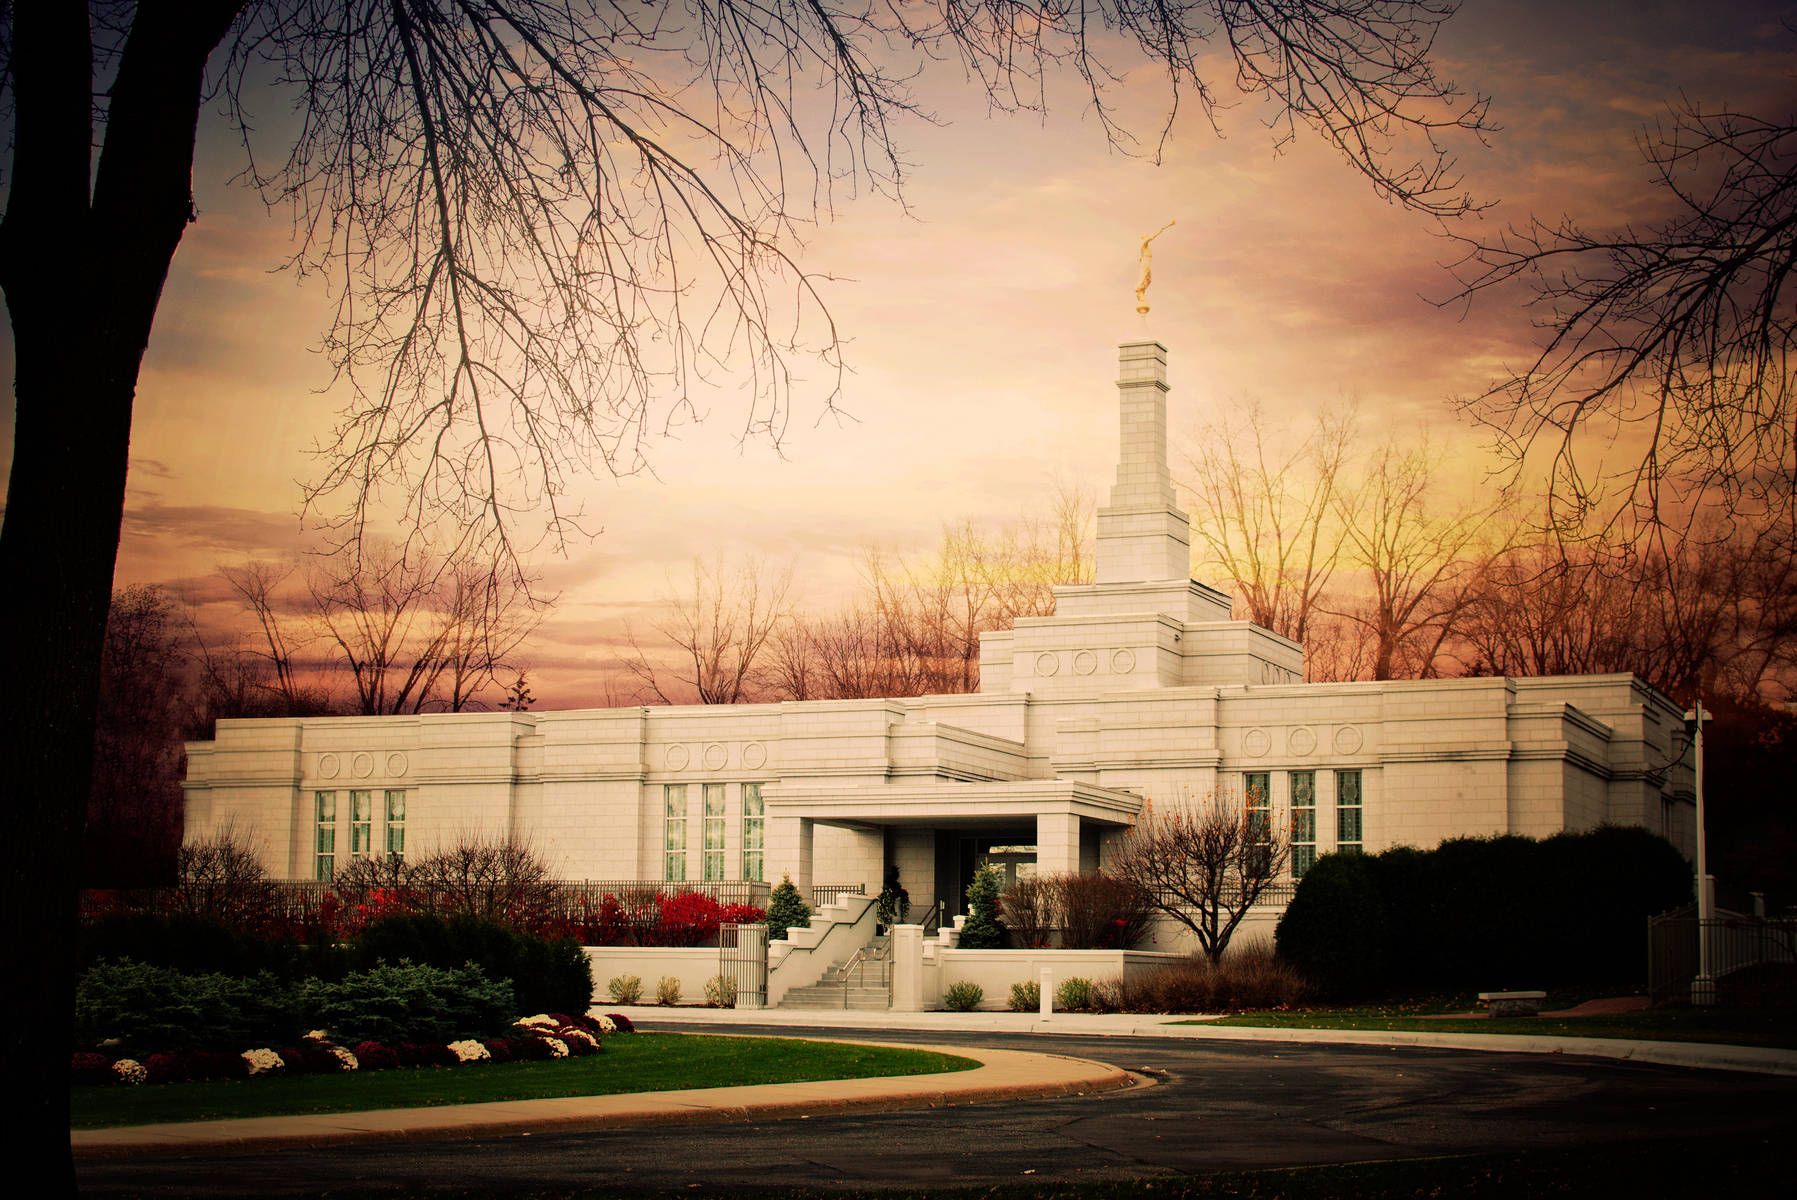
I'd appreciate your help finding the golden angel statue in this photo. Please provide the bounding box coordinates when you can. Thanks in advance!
[1135,221,1175,314]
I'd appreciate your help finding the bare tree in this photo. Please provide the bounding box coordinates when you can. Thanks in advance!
[1332,436,1513,679]
[0,0,1492,1176]
[1450,99,1797,535]
[624,554,794,704]
[219,560,320,713]
[1182,404,1353,647]
[1108,797,1290,964]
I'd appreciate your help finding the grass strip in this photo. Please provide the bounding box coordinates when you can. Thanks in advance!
[72,1034,977,1129]
[1191,1005,1797,1049]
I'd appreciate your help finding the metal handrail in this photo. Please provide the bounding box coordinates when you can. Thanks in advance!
[917,901,942,938]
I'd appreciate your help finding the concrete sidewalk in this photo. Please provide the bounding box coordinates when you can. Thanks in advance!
[625,1005,1797,1077]
[72,1041,1136,1161]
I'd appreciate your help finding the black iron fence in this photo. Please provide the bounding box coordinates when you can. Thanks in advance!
[1648,904,1797,1005]
[80,877,772,932]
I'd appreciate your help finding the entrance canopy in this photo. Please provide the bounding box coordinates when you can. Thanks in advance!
[760,779,1145,900]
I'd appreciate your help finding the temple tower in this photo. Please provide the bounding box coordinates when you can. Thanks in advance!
[1095,341,1192,584]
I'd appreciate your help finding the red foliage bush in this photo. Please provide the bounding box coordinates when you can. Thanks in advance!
[70,1052,112,1086]
[144,1052,192,1084]
[604,1012,636,1033]
[354,1040,399,1071]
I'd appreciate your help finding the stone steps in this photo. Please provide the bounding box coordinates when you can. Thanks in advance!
[778,983,891,1011]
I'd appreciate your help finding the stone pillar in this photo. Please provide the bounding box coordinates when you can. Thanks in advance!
[1096,342,1191,584]
[891,923,925,1011]
[765,815,813,897]
[1037,812,1081,878]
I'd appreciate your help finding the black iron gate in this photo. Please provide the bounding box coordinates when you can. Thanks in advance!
[719,922,768,1009]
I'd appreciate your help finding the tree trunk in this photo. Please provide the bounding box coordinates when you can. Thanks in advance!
[0,4,245,1187]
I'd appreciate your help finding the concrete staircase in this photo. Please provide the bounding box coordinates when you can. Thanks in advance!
[777,935,891,1011]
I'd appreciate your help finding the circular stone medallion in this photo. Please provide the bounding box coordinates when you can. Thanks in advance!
[1289,727,1317,756]
[1034,651,1060,677]
[351,752,375,779]
[317,753,341,780]
[1072,649,1098,676]
[1334,725,1365,755]
[1111,648,1136,675]
[665,744,691,771]
[742,742,767,770]
[703,743,729,771]
[1242,728,1271,758]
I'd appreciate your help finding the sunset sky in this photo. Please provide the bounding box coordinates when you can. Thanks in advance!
[4,1,1793,707]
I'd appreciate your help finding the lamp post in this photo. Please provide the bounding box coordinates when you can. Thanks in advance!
[1684,700,1714,1005]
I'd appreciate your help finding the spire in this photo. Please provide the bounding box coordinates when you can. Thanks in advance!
[1095,342,1191,584]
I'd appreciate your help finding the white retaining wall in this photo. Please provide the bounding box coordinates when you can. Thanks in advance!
[584,946,722,1005]
[929,948,1184,1011]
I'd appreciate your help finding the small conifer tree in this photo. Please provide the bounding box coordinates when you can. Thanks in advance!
[957,863,1006,949]
[764,874,812,942]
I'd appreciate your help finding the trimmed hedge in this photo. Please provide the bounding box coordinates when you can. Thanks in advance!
[1276,826,1692,999]
[74,959,515,1054]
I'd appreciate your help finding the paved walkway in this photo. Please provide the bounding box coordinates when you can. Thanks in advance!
[75,1008,1797,1160]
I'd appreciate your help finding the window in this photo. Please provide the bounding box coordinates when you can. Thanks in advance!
[1290,771,1316,877]
[384,790,406,862]
[703,783,726,881]
[664,784,688,881]
[742,783,764,881]
[1244,772,1271,844]
[350,790,373,856]
[1336,769,1364,854]
[314,791,336,880]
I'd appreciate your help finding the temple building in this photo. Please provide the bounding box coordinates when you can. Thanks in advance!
[183,342,1696,917]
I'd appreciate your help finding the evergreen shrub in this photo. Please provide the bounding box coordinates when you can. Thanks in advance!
[764,875,813,941]
[1276,827,1694,999]
[353,913,591,1014]
[957,864,1006,949]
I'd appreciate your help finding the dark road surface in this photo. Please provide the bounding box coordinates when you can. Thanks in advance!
[78,1026,1797,1197]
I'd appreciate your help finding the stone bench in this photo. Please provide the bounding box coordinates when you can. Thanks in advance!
[1478,990,1547,1017]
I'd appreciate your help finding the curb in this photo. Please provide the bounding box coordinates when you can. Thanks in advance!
[632,1010,1797,1077]
[72,1041,1137,1160]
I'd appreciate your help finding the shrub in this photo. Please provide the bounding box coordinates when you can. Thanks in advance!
[75,960,298,1053]
[608,974,643,1004]
[764,876,813,942]
[957,864,1005,949]
[70,1053,113,1087]
[656,975,682,1006]
[704,974,737,1008]
[1057,874,1152,949]
[1054,976,1095,1011]
[1090,978,1125,1013]
[1274,852,1388,1000]
[943,981,984,1011]
[1008,980,1040,1012]
[605,1012,637,1033]
[300,961,514,1046]
[354,913,591,1014]
[1278,827,1694,998]
[998,877,1054,948]
[1118,947,1314,1013]
[353,1041,399,1071]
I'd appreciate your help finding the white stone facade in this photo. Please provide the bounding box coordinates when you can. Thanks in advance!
[183,342,1695,916]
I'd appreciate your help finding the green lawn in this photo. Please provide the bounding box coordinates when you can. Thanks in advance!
[1188,1001,1797,1049]
[72,1033,976,1129]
